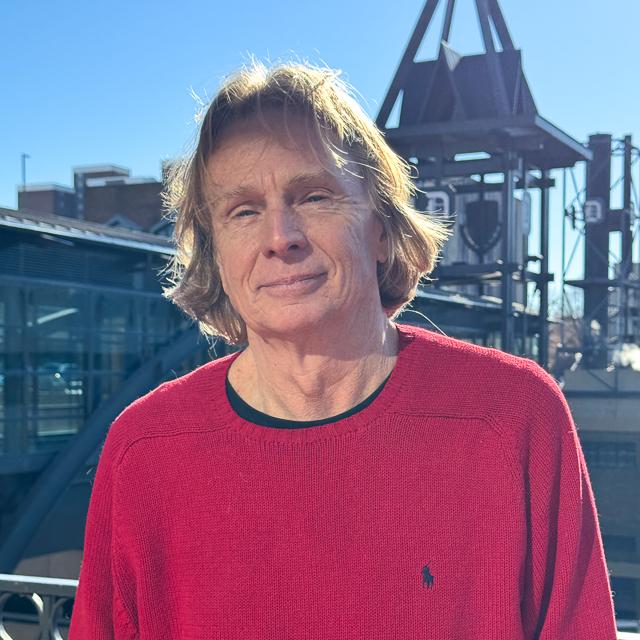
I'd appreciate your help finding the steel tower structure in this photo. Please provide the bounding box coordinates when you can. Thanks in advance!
[377,0,591,366]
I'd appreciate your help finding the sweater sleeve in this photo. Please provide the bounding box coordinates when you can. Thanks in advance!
[69,420,138,640]
[520,370,617,639]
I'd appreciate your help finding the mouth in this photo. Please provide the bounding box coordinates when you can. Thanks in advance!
[259,272,326,290]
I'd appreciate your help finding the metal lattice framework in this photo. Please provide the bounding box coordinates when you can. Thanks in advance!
[377,0,591,365]
[560,135,640,370]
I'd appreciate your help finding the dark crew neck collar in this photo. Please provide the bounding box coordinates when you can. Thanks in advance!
[204,324,420,444]
[225,371,392,429]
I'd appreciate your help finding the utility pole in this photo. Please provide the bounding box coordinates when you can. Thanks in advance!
[21,153,30,192]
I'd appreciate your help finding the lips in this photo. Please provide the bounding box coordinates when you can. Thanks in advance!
[259,272,326,289]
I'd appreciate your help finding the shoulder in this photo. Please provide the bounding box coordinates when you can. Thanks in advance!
[397,322,553,386]
[394,323,571,470]
[395,322,561,422]
[101,351,238,454]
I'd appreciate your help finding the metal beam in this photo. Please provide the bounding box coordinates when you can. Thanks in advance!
[474,0,496,53]
[533,115,593,162]
[432,261,548,287]
[436,177,556,193]
[501,149,517,352]
[376,0,441,128]
[385,114,591,167]
[418,156,509,178]
[621,134,634,341]
[538,170,550,368]
[566,277,640,290]
[441,0,457,43]
[487,0,515,50]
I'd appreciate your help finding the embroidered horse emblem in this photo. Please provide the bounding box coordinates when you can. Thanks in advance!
[422,564,435,589]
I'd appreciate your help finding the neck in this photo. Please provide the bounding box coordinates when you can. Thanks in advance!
[228,311,398,421]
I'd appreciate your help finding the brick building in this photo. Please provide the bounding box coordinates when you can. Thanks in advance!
[17,164,170,235]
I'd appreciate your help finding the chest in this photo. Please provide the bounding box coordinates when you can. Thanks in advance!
[116,417,526,639]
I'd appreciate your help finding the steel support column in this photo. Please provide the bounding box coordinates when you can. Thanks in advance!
[622,135,633,341]
[501,149,517,353]
[538,170,550,368]
[584,134,612,368]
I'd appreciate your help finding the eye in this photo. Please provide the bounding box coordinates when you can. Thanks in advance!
[231,208,258,219]
[302,192,330,204]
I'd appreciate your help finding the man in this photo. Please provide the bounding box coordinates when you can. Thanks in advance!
[69,61,618,639]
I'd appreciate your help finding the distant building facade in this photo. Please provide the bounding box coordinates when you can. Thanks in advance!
[17,164,170,234]
[563,368,640,623]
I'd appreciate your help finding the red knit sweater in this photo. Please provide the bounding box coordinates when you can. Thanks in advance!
[69,324,617,639]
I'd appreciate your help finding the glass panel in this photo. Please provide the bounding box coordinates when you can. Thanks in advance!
[610,576,638,619]
[94,294,142,374]
[1,284,27,454]
[603,534,637,561]
[24,287,87,447]
[0,291,4,451]
[1,277,209,455]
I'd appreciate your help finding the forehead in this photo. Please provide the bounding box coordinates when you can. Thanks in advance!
[204,112,351,189]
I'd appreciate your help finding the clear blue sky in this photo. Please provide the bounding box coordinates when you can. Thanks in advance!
[2,0,638,309]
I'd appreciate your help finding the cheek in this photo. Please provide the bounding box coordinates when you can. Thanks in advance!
[215,239,256,295]
[332,226,382,280]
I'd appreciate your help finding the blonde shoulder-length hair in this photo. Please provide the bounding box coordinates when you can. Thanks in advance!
[161,60,453,344]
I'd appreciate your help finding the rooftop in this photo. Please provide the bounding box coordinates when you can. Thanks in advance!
[0,206,173,255]
[18,183,75,193]
[72,163,130,176]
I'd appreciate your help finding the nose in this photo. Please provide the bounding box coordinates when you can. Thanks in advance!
[261,204,308,258]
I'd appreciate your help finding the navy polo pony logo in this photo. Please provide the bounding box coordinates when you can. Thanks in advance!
[422,564,435,589]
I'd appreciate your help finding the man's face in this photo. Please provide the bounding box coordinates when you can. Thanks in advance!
[205,112,388,341]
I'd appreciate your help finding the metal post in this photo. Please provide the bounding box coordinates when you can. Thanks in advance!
[521,162,529,357]
[21,153,29,191]
[561,168,567,346]
[501,149,516,353]
[441,0,456,43]
[477,174,485,297]
[584,134,612,369]
[622,135,633,341]
[539,170,550,369]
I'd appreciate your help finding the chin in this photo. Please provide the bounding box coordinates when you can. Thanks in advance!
[248,304,341,340]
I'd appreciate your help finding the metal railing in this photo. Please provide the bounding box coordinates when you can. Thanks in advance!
[0,573,76,640]
[1,572,639,639]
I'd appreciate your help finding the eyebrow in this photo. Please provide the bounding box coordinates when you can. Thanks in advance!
[206,169,340,212]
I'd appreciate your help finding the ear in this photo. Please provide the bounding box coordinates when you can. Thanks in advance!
[218,265,227,294]
[214,248,228,293]
[375,218,389,264]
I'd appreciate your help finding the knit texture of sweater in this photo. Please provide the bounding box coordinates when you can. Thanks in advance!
[68,323,618,639]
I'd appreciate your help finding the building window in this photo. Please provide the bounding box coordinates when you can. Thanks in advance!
[611,576,639,621]
[602,534,637,561]
[582,441,637,469]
